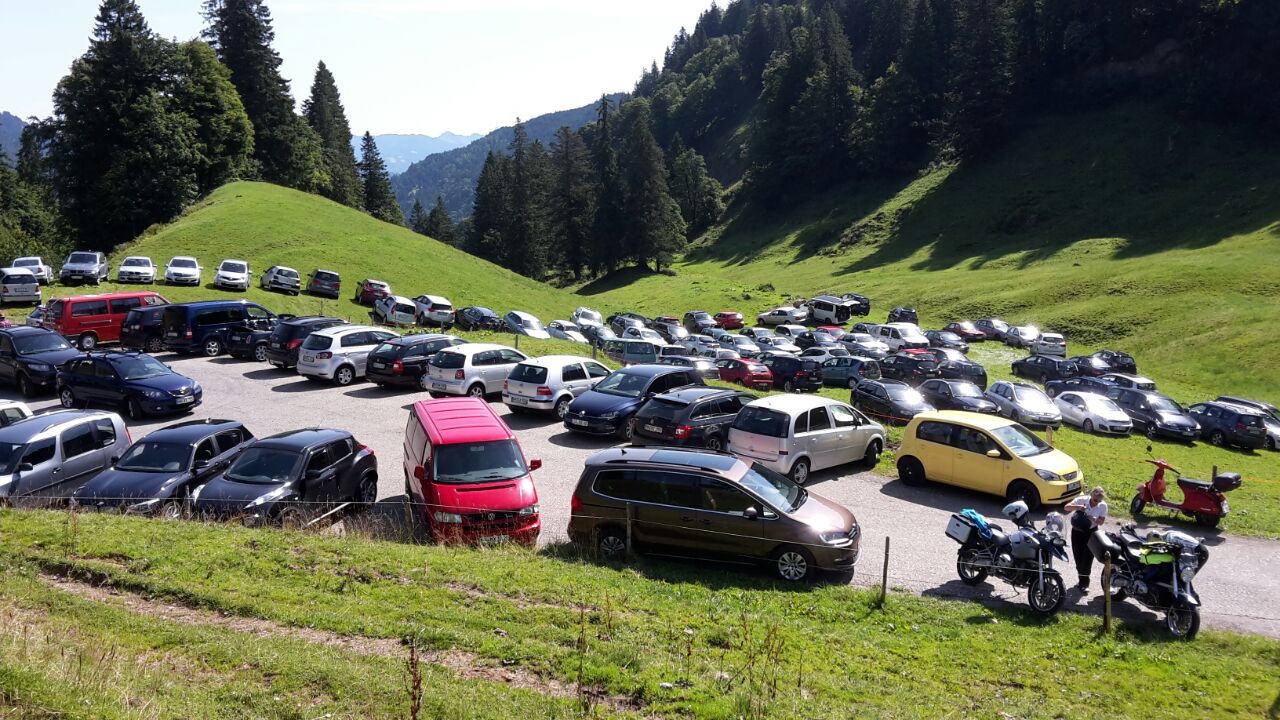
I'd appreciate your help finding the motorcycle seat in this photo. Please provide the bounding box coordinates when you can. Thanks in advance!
[987,526,1007,546]
[1176,476,1213,492]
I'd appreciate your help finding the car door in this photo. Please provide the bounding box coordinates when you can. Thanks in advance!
[949,427,1007,495]
[829,403,870,465]
[299,445,339,505]
[913,421,956,484]
[693,477,765,559]
[629,469,702,553]
[94,359,125,404]
[325,439,358,500]
[495,350,528,392]
[559,362,590,397]
[0,335,17,384]
[805,406,842,471]
[52,421,107,495]
[205,429,248,479]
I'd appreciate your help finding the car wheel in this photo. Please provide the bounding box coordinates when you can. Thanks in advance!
[59,387,77,409]
[334,366,356,386]
[1083,419,1094,434]
[358,473,377,504]
[253,344,268,362]
[1145,423,1157,440]
[596,526,627,560]
[1209,430,1225,447]
[145,336,164,354]
[554,397,571,419]
[772,546,815,582]
[1267,437,1276,451]
[202,337,223,357]
[127,397,145,421]
[1006,480,1041,511]
[705,434,724,452]
[278,506,306,530]
[617,418,635,442]
[788,457,810,486]
[863,439,882,466]
[418,373,432,391]
[16,374,33,398]
[77,332,98,351]
[466,383,485,398]
[158,498,186,520]
[897,457,925,486]
[783,379,796,393]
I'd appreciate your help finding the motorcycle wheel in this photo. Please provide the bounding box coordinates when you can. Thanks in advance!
[1129,494,1146,515]
[1194,513,1221,529]
[1166,602,1200,640]
[1027,571,1066,615]
[956,548,988,585]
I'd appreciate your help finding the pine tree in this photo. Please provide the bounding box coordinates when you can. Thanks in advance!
[424,196,456,245]
[943,0,1014,157]
[590,95,626,274]
[469,151,510,263]
[667,147,723,239]
[618,100,685,271]
[302,61,362,207]
[358,132,403,224]
[408,197,429,235]
[504,120,550,278]
[171,40,254,195]
[548,126,594,280]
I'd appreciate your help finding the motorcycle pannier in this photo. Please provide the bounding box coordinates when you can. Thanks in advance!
[946,514,976,544]
[1212,472,1242,492]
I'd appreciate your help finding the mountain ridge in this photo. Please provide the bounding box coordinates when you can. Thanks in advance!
[351,132,482,174]
[0,111,26,163]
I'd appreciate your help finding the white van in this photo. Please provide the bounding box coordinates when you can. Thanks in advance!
[874,322,929,351]
[728,395,886,485]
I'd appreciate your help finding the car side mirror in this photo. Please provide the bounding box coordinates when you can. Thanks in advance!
[17,462,33,474]
[528,458,542,472]
[109,455,119,464]
[743,506,759,520]
[194,459,209,470]
[413,464,427,482]
[304,469,322,481]
[986,449,1001,459]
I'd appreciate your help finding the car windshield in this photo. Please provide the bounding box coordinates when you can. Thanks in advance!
[68,253,97,263]
[886,385,925,404]
[225,447,299,484]
[115,441,191,472]
[1150,396,1183,414]
[991,424,1053,457]
[14,333,72,355]
[592,371,651,398]
[0,442,28,475]
[575,309,602,324]
[849,333,875,343]
[314,271,337,281]
[521,317,545,330]
[812,333,835,343]
[732,406,789,437]
[123,258,149,267]
[14,258,37,267]
[740,463,806,513]
[1083,395,1122,413]
[171,258,196,268]
[952,383,983,398]
[110,355,171,380]
[1013,386,1054,408]
[434,440,527,484]
[900,327,927,340]
[220,262,247,273]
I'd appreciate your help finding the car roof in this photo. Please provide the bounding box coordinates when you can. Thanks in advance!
[413,397,513,445]
[282,315,344,326]
[0,409,115,441]
[52,291,161,303]
[584,446,743,476]
[312,267,338,274]
[1217,396,1275,412]
[138,419,243,444]
[1105,373,1153,382]
[0,326,58,338]
[747,394,841,414]
[169,299,258,309]
[507,310,537,320]
[313,324,384,337]
[2,267,36,275]
[657,386,737,404]
[913,410,1016,430]
[522,354,593,366]
[219,258,248,264]
[388,333,455,345]
[255,428,350,450]
[1199,400,1264,416]
[385,295,415,304]
[420,294,450,303]
[439,343,516,355]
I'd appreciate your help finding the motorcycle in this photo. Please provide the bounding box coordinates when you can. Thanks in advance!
[1131,447,1240,528]
[945,501,1069,615]
[1088,524,1208,639]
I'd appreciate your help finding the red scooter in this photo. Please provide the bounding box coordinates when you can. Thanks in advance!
[1130,449,1240,528]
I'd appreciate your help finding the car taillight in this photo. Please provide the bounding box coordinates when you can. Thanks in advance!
[392,360,404,374]
[1235,422,1248,432]
[570,495,582,512]
[454,369,465,380]
[503,380,509,390]
[536,386,552,396]
[357,442,373,455]
[184,329,192,339]
[317,351,333,359]
[674,425,692,439]
[795,371,808,378]
[287,339,302,350]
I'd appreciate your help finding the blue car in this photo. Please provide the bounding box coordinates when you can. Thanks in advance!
[57,351,202,420]
[563,364,704,441]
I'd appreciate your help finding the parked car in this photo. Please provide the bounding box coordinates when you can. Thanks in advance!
[161,300,274,357]
[942,321,986,342]
[729,394,885,484]
[741,327,776,340]
[985,381,1062,428]
[1011,355,1079,383]
[974,317,1010,340]
[601,339,659,366]
[721,335,760,358]
[296,325,399,386]
[427,343,528,398]
[896,412,1083,510]
[412,295,455,327]
[816,356,877,389]
[60,251,110,285]
[0,326,83,397]
[262,316,347,369]
[839,332,890,358]
[305,268,341,298]
[1031,332,1067,356]
[567,446,862,581]
[794,331,839,350]
[11,256,53,285]
[0,399,33,426]
[658,344,695,359]
[918,379,997,414]
[71,419,254,516]
[1108,388,1199,442]
[756,307,806,326]
[403,398,540,545]
[457,306,502,331]
[502,310,550,340]
[885,306,918,325]
[163,256,202,286]
[760,354,823,393]
[582,324,617,348]
[352,278,392,306]
[798,347,850,364]
[1066,355,1111,377]
[841,293,872,316]
[879,351,942,386]
[1054,391,1132,435]
[815,325,846,339]
[634,387,756,451]
[1,268,40,304]
[919,347,988,389]
[774,324,809,340]
[226,312,284,362]
[1092,349,1137,374]
[115,256,156,283]
[44,291,168,351]
[365,334,467,390]
[119,305,168,354]
[654,319,689,344]
[755,336,801,354]
[1215,396,1279,451]
[373,295,418,326]
[657,355,719,381]
[563,364,703,440]
[213,259,251,291]
[259,265,302,295]
[623,326,667,345]
[1002,325,1040,348]
[571,306,604,329]
[716,358,773,390]
[850,378,933,424]
[25,306,44,328]
[545,320,587,343]
[191,428,377,523]
[806,295,862,325]
[923,330,968,353]
[682,310,717,334]
[1045,375,1115,398]
[680,334,720,357]
[0,410,130,502]
[874,322,930,351]
[57,351,202,420]
[501,355,611,417]
[1186,401,1268,449]
[713,311,744,329]
[1101,373,1156,391]
[707,327,734,344]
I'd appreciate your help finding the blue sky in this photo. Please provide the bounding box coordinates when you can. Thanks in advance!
[0,0,715,136]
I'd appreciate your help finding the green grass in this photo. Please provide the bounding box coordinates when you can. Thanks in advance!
[1,510,1278,719]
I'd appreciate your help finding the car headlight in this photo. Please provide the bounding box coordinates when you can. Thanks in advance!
[517,503,539,516]
[432,510,463,523]
[191,382,201,393]
[1035,469,1061,482]
[143,389,166,400]
[246,486,290,508]
[26,362,52,372]
[819,530,850,544]
[599,411,619,420]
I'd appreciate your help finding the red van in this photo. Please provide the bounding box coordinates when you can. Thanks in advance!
[403,397,541,545]
[43,291,168,350]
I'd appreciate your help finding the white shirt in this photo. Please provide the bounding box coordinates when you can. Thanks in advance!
[1067,496,1108,526]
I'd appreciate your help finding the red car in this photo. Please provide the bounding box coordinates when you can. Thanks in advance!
[353,278,391,306]
[715,358,772,390]
[816,325,846,339]
[714,311,744,330]
[942,321,987,342]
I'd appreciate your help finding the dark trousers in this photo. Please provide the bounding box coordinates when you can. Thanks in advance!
[1071,527,1095,588]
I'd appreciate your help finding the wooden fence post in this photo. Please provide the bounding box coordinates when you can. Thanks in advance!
[1102,555,1113,634]
[877,536,890,608]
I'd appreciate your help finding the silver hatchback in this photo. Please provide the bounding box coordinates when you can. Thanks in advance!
[296,325,399,386]
[502,355,611,417]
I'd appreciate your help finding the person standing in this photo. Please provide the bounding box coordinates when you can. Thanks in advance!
[1065,487,1108,591]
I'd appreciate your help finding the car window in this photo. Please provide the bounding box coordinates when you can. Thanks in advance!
[807,407,832,431]
[639,470,699,508]
[305,447,333,474]
[829,404,859,427]
[916,421,953,445]
[61,423,97,460]
[22,438,55,466]
[952,428,997,456]
[214,428,248,452]
[93,360,116,379]
[110,297,142,314]
[698,477,754,515]
[0,407,26,425]
[194,439,217,464]
[340,332,368,347]
[327,439,352,463]
[71,300,109,317]
[93,418,117,448]
[793,412,809,434]
[561,364,587,382]
[499,350,526,364]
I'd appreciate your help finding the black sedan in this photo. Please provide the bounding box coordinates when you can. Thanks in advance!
[920,347,988,389]
[57,352,202,420]
[1067,355,1111,377]
[851,379,935,425]
[918,379,997,414]
[924,330,969,353]
[71,419,254,516]
[0,326,84,397]
[1011,355,1079,383]
[1092,349,1137,374]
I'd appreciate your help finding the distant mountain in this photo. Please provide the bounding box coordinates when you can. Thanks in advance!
[352,132,482,175]
[392,93,626,218]
[0,112,26,164]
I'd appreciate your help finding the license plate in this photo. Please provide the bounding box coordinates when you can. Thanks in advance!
[176,396,194,405]
[1066,481,1080,493]
[477,535,509,545]
[166,331,177,337]
[302,354,314,362]
[432,382,447,391]
[644,424,662,433]
[371,361,386,369]
[509,396,528,405]
[570,418,589,427]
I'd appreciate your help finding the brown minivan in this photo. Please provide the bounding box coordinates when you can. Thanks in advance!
[567,446,860,582]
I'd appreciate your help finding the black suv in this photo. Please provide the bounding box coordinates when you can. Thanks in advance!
[262,316,346,369]
[850,378,934,425]
[760,355,823,393]
[120,306,168,354]
[920,347,988,389]
[228,314,294,362]
[1187,401,1268,450]
[887,307,918,324]
[794,331,839,350]
[1012,355,1079,383]
[366,334,467,389]
[632,387,756,451]
[1092,349,1137,374]
[161,300,276,357]
[0,326,84,397]
[1108,388,1199,442]
[878,352,941,386]
[918,379,997,414]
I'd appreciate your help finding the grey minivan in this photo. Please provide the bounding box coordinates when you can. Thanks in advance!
[0,409,131,502]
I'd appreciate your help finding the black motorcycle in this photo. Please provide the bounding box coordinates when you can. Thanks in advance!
[1088,524,1208,639]
[945,503,1069,615]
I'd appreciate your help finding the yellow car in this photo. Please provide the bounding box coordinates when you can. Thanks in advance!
[896,411,1083,509]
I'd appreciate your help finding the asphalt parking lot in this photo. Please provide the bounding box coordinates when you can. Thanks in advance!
[8,351,1278,637]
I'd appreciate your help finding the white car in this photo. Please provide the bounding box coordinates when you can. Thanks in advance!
[213,259,251,291]
[116,256,156,283]
[296,325,399,386]
[728,394,886,485]
[548,320,589,344]
[504,310,551,339]
[571,306,604,328]
[11,257,52,284]
[1031,332,1067,356]
[0,399,33,426]
[799,347,851,363]
[874,322,930,351]
[1054,390,1133,435]
[756,336,801,354]
[681,334,721,356]
[1003,325,1040,348]
[164,256,202,285]
[426,343,528,398]
[374,295,418,326]
[412,294,455,327]
[502,354,611,417]
[0,268,41,304]
[622,326,667,345]
[756,307,807,326]
[774,324,808,339]
[260,265,301,294]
